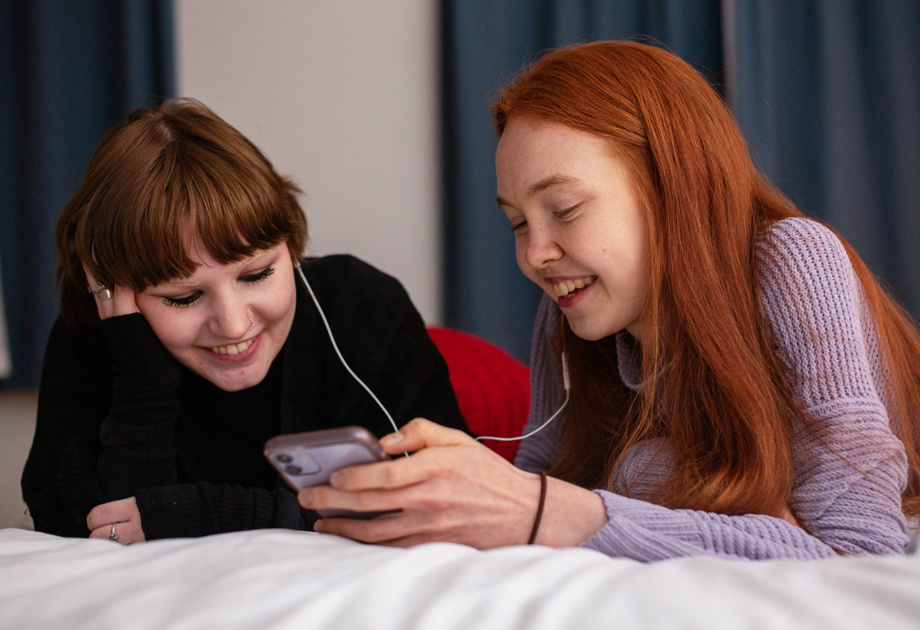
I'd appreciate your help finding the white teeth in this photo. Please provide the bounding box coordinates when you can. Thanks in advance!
[552,276,595,298]
[211,338,254,355]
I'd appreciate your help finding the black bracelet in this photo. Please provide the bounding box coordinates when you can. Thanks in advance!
[528,471,548,545]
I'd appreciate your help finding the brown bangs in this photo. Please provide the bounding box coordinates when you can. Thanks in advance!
[108,137,306,289]
[57,98,307,325]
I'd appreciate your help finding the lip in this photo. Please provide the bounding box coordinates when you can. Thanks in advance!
[207,333,261,362]
[544,274,597,307]
[555,281,594,308]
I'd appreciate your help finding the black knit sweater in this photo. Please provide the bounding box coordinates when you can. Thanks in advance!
[22,255,465,539]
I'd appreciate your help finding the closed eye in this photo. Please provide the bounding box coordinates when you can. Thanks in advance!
[554,203,582,220]
[509,219,527,233]
[242,266,275,283]
[161,266,276,308]
[163,292,201,308]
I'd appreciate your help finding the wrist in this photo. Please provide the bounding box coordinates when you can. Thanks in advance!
[533,478,608,548]
[526,471,548,544]
[103,314,181,391]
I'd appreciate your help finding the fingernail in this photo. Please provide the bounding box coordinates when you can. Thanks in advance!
[314,519,326,533]
[329,472,342,487]
[380,431,404,446]
[298,489,312,507]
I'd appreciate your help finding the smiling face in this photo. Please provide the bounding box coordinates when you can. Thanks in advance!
[134,242,297,391]
[496,117,650,342]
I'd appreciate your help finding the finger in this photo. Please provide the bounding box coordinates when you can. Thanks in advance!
[109,284,141,316]
[89,519,141,545]
[328,458,410,490]
[86,499,131,531]
[89,522,121,541]
[86,497,141,531]
[89,524,112,540]
[82,262,141,319]
[378,417,474,455]
[326,444,470,492]
[88,500,144,545]
[82,263,115,318]
[300,483,410,514]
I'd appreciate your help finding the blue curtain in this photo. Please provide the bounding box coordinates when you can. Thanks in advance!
[727,0,920,314]
[441,0,920,362]
[0,0,174,388]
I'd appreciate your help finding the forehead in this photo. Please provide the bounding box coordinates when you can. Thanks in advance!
[495,118,622,196]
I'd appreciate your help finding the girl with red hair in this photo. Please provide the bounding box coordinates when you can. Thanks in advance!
[301,41,920,561]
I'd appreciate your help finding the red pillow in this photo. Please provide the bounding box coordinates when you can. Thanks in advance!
[427,327,530,462]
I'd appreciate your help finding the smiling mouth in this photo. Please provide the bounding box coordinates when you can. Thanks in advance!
[552,276,596,299]
[211,338,255,355]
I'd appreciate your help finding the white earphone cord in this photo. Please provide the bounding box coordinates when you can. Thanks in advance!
[297,264,401,435]
[475,353,569,443]
[298,262,568,446]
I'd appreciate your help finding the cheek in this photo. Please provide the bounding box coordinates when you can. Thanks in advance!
[628,233,650,295]
[515,240,536,278]
[515,241,527,272]
[261,282,298,322]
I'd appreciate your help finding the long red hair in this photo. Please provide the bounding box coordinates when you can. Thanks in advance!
[492,41,920,517]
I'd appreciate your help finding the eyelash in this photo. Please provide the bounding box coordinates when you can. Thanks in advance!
[507,204,581,234]
[509,220,527,233]
[243,266,276,283]
[161,266,276,308]
[554,203,581,220]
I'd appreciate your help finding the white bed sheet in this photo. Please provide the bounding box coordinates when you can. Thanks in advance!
[1,527,918,630]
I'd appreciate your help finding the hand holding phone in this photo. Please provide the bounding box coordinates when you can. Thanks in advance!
[264,426,389,519]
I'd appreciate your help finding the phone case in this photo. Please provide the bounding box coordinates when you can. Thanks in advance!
[264,426,389,519]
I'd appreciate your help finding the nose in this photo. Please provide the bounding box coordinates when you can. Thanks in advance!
[209,292,252,340]
[523,225,564,270]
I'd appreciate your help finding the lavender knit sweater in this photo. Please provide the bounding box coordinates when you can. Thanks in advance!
[515,218,910,561]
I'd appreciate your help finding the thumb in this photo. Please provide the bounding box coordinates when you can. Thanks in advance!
[379,417,472,455]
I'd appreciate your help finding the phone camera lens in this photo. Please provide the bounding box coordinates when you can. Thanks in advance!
[276,454,293,463]
[284,464,303,475]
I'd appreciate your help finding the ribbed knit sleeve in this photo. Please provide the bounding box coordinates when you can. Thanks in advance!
[755,218,908,555]
[135,483,314,539]
[97,314,181,500]
[519,218,909,561]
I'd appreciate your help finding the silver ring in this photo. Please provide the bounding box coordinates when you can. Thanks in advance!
[108,522,118,542]
[95,287,114,301]
[248,318,254,332]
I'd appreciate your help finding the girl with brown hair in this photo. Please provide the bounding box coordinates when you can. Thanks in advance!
[22,98,465,543]
[302,41,920,561]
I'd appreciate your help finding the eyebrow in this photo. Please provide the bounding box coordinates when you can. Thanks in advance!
[496,174,579,207]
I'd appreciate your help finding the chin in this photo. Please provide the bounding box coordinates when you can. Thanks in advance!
[199,365,271,392]
[215,379,258,393]
[565,316,621,342]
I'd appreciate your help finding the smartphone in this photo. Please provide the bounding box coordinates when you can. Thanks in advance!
[264,426,389,519]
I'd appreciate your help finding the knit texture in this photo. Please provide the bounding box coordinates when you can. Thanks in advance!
[516,217,910,561]
[23,255,466,539]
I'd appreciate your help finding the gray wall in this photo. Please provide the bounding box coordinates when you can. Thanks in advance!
[175,0,443,322]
